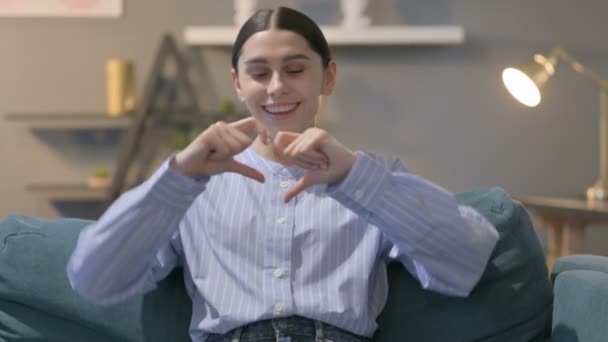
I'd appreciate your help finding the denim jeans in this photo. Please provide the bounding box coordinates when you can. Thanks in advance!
[206,316,371,342]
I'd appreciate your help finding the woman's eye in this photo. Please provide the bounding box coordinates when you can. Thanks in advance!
[287,69,304,74]
[251,72,268,79]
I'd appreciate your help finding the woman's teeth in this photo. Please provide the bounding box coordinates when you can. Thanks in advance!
[263,103,298,114]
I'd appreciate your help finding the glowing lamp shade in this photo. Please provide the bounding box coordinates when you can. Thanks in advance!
[502,67,541,107]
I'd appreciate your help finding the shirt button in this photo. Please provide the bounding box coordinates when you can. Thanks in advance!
[273,268,284,278]
[354,189,365,200]
[274,302,284,313]
[280,180,290,188]
[277,217,286,224]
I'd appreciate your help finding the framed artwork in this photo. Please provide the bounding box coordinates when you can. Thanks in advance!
[0,0,122,18]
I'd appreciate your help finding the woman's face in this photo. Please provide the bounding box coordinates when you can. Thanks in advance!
[232,29,336,136]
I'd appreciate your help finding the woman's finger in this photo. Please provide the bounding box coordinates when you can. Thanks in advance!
[230,117,258,134]
[227,121,255,141]
[221,129,245,155]
[293,157,321,170]
[206,128,232,161]
[224,159,265,183]
[296,148,328,163]
[290,152,326,167]
[284,175,314,203]
[268,135,295,166]
[287,135,327,165]
[225,125,254,150]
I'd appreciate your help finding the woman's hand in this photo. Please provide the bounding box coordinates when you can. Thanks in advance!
[264,127,356,203]
[172,117,265,183]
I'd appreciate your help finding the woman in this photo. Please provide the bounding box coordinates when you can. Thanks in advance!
[68,7,498,342]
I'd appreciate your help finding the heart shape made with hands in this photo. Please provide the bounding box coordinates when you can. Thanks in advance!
[173,117,356,203]
[259,127,356,203]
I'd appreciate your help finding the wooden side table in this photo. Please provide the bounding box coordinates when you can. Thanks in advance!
[515,195,608,269]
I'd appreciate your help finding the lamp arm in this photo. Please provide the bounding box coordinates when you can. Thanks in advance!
[551,47,608,198]
[552,47,608,91]
[599,90,608,189]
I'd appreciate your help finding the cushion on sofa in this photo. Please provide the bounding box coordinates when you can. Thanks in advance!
[552,270,608,342]
[0,214,192,342]
[374,187,553,342]
[551,254,608,282]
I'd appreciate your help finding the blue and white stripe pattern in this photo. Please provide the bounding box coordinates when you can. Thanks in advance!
[67,148,498,341]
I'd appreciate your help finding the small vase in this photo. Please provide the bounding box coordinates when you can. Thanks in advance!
[340,0,370,28]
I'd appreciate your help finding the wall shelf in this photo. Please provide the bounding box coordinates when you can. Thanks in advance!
[26,182,107,201]
[184,25,465,46]
[4,112,131,130]
[4,111,244,131]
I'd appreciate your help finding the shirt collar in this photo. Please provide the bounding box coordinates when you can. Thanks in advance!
[240,147,305,180]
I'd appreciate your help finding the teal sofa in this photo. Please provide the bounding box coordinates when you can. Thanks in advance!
[0,187,606,341]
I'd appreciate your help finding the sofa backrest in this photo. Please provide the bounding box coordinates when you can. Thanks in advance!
[374,187,553,341]
[0,215,192,342]
[0,187,553,341]
[550,255,608,342]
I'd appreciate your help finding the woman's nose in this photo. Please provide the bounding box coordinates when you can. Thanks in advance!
[267,72,287,97]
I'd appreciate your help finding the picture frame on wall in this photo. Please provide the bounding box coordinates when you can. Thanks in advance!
[0,0,122,18]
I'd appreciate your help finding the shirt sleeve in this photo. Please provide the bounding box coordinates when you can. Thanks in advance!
[66,155,208,305]
[326,151,499,297]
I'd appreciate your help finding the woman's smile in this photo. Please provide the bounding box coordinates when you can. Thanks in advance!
[262,102,300,120]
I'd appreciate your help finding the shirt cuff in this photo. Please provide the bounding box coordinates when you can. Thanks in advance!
[326,151,390,212]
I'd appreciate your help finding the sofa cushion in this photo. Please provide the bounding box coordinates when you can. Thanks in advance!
[374,187,553,342]
[551,254,608,282]
[552,270,608,342]
[0,214,191,342]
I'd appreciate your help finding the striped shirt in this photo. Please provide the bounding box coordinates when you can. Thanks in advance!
[67,148,499,341]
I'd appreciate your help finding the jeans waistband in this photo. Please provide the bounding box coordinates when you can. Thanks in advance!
[207,316,370,342]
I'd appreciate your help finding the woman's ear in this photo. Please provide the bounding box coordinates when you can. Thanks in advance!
[321,60,337,96]
[231,68,245,101]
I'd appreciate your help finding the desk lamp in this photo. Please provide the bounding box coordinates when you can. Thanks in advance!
[502,47,608,201]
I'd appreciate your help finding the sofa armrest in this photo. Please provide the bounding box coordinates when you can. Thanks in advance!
[551,254,608,282]
[552,269,608,342]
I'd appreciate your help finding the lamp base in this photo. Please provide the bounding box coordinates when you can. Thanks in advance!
[586,183,608,201]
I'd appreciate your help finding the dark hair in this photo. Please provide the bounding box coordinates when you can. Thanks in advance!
[231,7,332,73]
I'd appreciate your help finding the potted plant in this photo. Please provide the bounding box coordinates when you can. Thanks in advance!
[88,166,112,188]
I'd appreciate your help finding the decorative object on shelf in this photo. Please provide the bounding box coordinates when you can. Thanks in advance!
[233,0,257,27]
[4,34,208,218]
[218,98,237,114]
[340,0,370,28]
[88,166,111,189]
[185,2,465,46]
[502,47,608,201]
[107,33,202,207]
[105,59,135,117]
[0,0,122,18]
